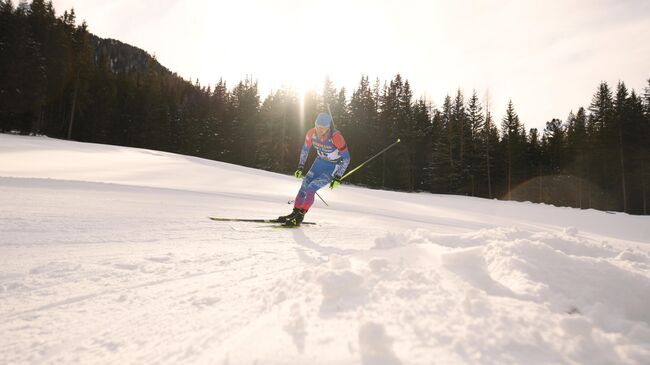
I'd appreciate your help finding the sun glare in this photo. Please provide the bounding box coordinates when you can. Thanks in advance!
[200,1,393,108]
[251,1,356,95]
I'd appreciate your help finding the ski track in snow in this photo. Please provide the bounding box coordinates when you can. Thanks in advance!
[1,134,650,364]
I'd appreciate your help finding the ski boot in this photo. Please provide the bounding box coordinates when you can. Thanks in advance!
[283,208,306,227]
[277,208,300,223]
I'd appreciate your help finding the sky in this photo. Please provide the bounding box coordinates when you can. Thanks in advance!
[51,0,650,131]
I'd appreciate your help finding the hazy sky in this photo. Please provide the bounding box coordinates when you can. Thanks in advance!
[51,0,650,130]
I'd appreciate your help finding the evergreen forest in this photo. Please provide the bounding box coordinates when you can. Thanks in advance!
[1,0,649,214]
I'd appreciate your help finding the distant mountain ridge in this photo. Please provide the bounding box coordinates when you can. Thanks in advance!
[90,34,173,76]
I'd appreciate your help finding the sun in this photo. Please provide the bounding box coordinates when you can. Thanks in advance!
[259,37,328,96]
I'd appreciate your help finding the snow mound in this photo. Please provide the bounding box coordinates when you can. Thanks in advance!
[358,322,401,365]
[309,227,650,363]
[2,134,649,364]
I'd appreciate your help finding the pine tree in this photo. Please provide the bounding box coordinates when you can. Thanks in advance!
[466,90,484,195]
[65,14,93,141]
[527,128,542,202]
[589,82,615,133]
[566,107,588,207]
[258,89,293,171]
[613,81,630,212]
[0,0,18,130]
[450,89,470,193]
[626,90,647,214]
[230,77,260,167]
[501,99,524,200]
[541,119,569,206]
[81,52,117,143]
[642,79,650,213]
[321,76,337,113]
[429,96,459,193]
[31,0,75,136]
[427,108,447,192]
[411,98,432,190]
[0,1,47,133]
[481,108,499,198]
[378,75,408,189]
[543,118,565,174]
[208,78,232,160]
[587,81,615,210]
[333,89,348,130]
[348,75,379,185]
[398,79,416,191]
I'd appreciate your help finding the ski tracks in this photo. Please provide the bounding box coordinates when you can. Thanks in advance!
[1,240,307,364]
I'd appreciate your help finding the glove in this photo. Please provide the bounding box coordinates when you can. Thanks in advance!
[329,176,342,189]
[294,168,304,179]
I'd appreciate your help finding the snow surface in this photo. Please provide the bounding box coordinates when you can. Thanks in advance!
[1,133,650,364]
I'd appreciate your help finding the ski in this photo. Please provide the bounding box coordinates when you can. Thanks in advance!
[271,225,302,229]
[208,217,316,225]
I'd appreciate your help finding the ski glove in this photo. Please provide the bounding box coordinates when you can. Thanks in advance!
[294,168,304,179]
[329,176,342,189]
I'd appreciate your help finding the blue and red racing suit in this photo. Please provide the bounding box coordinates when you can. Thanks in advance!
[294,127,350,211]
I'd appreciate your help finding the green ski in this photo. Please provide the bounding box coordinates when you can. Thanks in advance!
[271,224,303,229]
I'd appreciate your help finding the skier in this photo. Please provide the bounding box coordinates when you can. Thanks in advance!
[277,112,350,226]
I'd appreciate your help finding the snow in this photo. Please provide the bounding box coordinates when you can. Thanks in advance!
[1,133,649,364]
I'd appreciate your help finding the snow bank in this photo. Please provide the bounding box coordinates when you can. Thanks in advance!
[1,134,649,364]
[350,227,650,363]
[263,224,650,363]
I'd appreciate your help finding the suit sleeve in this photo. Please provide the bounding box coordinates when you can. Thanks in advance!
[331,132,350,177]
[298,129,315,168]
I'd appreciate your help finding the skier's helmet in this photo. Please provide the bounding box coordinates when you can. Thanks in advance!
[315,113,332,129]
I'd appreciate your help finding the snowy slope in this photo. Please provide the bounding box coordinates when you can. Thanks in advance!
[1,133,649,365]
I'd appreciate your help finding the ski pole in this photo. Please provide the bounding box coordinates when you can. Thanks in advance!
[289,191,328,206]
[289,194,328,206]
[316,191,328,206]
[341,138,401,181]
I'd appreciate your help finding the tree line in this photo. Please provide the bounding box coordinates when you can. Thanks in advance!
[1,0,649,214]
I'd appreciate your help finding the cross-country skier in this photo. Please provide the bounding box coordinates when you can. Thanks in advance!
[277,112,350,226]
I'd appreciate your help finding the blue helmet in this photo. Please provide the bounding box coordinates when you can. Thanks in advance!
[315,112,332,128]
